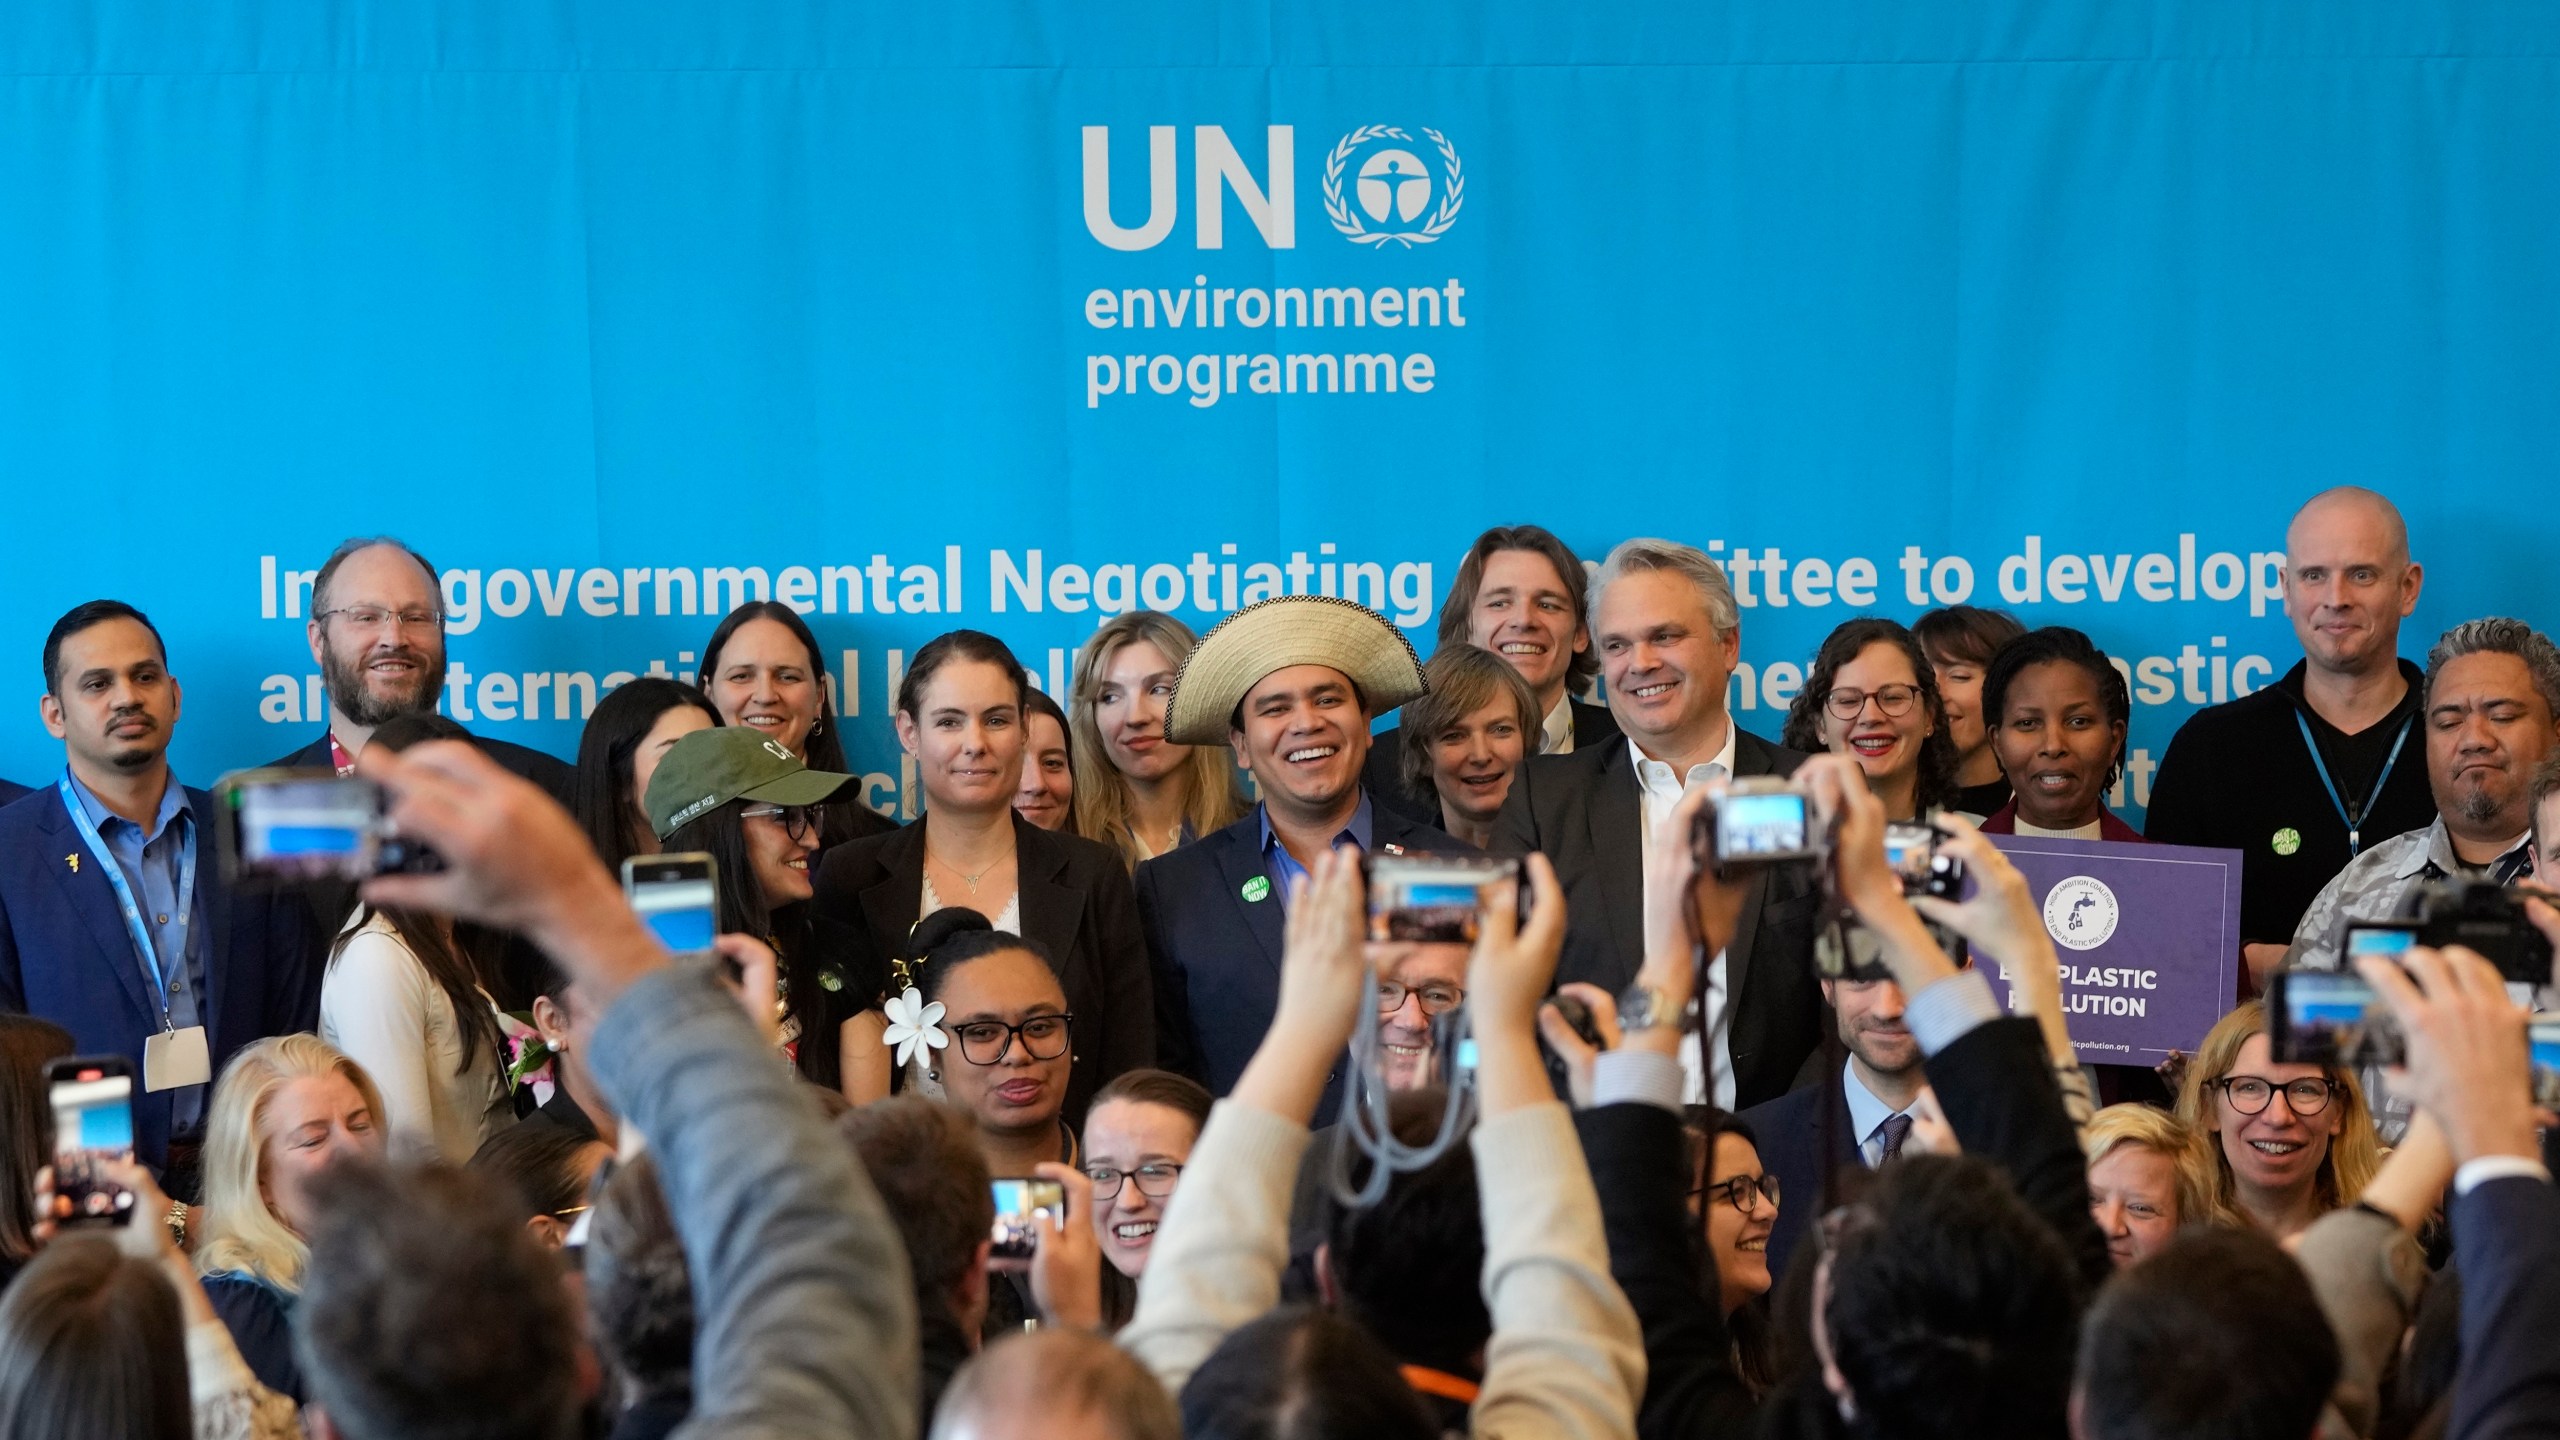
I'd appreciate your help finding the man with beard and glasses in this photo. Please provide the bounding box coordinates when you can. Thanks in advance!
[2286,617,2560,970]
[0,601,316,1191]
[263,538,575,974]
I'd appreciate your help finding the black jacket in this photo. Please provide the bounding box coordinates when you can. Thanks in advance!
[810,813,1152,1122]
[1736,1064,1863,1284]
[1135,796,1460,1099]
[2143,660,2434,945]
[2450,1175,2560,1438]
[1491,727,1825,1109]
[1577,1014,2110,1440]
[1362,699,1624,824]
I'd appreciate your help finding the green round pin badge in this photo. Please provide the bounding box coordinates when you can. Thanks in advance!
[2271,827,2302,857]
[1241,875,1272,903]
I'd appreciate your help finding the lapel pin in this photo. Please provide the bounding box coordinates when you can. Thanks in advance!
[1240,875,1271,903]
[65,854,79,873]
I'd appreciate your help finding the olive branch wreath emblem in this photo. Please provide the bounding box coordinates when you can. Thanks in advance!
[1322,126,1465,248]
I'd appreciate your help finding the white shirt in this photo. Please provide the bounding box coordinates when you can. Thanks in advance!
[1631,722,1739,1107]
[320,912,510,1164]
[922,874,1022,934]
[1540,694,1578,756]
[1841,1058,1912,1168]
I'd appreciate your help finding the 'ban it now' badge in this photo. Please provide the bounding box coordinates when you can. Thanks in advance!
[1241,876,1272,903]
[2271,828,2303,857]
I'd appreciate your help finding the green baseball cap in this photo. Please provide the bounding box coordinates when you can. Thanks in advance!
[645,727,856,840]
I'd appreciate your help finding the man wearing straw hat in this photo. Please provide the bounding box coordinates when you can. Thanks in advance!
[1134,595,1461,1096]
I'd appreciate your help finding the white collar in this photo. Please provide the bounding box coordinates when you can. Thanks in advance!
[2012,817,2104,841]
[1540,694,1577,755]
[1628,718,1737,800]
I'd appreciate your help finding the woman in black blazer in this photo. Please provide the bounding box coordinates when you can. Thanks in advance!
[810,630,1153,1121]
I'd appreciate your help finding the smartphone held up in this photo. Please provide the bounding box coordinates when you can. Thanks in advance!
[45,1056,138,1228]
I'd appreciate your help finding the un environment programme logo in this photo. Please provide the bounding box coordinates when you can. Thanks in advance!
[2042,876,2120,951]
[1322,126,1464,248]
[1076,122,1475,411]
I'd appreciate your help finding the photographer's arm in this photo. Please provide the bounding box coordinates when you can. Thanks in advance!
[2295,1114,2449,1438]
[1120,850,1365,1396]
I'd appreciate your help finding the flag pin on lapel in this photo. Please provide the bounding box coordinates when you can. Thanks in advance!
[65,854,79,873]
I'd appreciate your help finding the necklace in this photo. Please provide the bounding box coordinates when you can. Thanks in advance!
[928,846,1002,893]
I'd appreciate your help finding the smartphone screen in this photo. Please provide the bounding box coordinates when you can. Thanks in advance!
[2528,1018,2560,1110]
[47,1058,136,1227]
[220,771,382,882]
[2272,969,2403,1067]
[988,1177,1066,1260]
[625,854,718,957]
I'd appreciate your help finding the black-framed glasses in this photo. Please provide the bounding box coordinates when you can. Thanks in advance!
[1083,1162,1184,1201]
[1692,1172,1781,1214]
[2213,1075,2337,1117]
[1824,684,1920,721]
[739,803,827,843]
[949,1012,1074,1066]
[1375,979,1464,1016]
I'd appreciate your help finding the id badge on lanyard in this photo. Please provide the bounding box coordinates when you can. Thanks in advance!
[58,775,211,1092]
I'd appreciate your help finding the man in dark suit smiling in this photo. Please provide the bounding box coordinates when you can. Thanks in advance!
[1136,596,1458,1098]
[1495,538,1824,1111]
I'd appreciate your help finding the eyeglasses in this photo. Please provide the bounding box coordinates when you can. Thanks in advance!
[1824,684,1920,721]
[739,803,827,843]
[1083,1162,1184,1201]
[1375,980,1464,1016]
[950,1013,1074,1066]
[316,606,443,635]
[2213,1075,2338,1117]
[1692,1172,1781,1214]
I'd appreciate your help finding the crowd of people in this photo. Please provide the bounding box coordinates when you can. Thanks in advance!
[0,486,2554,1440]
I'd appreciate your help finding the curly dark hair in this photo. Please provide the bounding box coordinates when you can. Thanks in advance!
[1779,618,1960,815]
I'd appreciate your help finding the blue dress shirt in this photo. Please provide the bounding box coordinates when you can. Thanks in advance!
[1258,793,1375,908]
[67,772,210,1126]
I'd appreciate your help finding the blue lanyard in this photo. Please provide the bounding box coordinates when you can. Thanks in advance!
[2294,709,2414,858]
[58,773,194,1029]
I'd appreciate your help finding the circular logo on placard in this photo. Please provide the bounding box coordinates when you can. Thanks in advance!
[2271,827,2302,857]
[1322,126,1464,249]
[2042,876,2119,950]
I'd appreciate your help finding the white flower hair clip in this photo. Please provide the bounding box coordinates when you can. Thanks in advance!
[881,986,948,1071]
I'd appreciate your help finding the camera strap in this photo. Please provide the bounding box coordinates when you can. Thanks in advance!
[58,772,194,1032]
[2295,709,2414,858]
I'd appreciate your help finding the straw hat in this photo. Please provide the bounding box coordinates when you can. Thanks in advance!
[1164,596,1426,745]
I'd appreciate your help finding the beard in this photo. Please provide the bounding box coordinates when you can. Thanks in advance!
[2454,775,2512,828]
[323,637,448,727]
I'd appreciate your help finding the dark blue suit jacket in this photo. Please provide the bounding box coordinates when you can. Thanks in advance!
[0,782,318,1170]
[2451,1174,2560,1438]
[1737,1065,1863,1284]
[1135,794,1460,1100]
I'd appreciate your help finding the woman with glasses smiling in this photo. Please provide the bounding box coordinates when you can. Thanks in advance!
[1780,618,1959,822]
[1079,1068,1211,1328]
[645,726,879,1098]
[2175,1001,2382,1240]
[1681,1106,1781,1398]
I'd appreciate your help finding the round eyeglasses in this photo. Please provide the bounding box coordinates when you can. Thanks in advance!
[1693,1172,1781,1214]
[1083,1162,1184,1201]
[2213,1075,2337,1117]
[1375,980,1464,1016]
[1824,684,1920,721]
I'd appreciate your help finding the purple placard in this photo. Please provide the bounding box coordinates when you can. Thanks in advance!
[1976,836,2243,1064]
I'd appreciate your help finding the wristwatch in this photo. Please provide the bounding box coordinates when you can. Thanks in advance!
[164,1199,190,1253]
[1616,982,1682,1034]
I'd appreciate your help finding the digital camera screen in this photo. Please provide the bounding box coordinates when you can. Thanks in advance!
[1366,855,1520,943]
[2279,971,2403,1067]
[2343,925,2418,961]
[236,777,376,877]
[2530,1020,2560,1109]
[1717,792,1809,857]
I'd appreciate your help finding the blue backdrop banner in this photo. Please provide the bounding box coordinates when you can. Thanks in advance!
[2,1,2555,820]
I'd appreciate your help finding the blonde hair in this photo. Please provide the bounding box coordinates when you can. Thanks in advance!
[2174,1002,2381,1230]
[194,1034,386,1293]
[2082,1103,2212,1231]
[1069,611,1245,869]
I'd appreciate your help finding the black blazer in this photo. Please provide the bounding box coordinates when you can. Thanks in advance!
[1490,727,1826,1109]
[1736,1065,1863,1284]
[1580,1015,2108,1440]
[0,784,318,1171]
[1135,795,1462,1100]
[1363,700,1622,825]
[810,813,1152,1121]
[2450,1175,2560,1436]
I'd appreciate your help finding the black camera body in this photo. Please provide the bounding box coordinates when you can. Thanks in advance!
[1883,822,1966,901]
[2404,880,2554,986]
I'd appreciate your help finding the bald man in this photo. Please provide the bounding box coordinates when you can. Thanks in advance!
[2146,487,2435,991]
